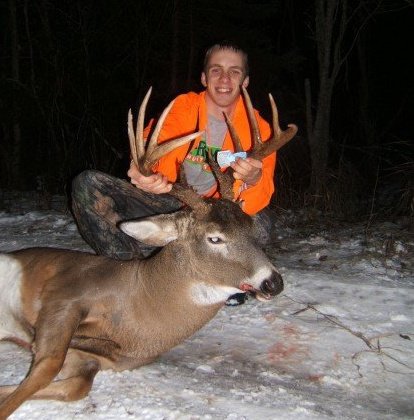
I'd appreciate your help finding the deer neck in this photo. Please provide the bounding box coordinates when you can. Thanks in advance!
[132,245,224,320]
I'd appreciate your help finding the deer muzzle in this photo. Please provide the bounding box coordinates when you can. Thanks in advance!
[253,271,284,302]
[241,270,284,302]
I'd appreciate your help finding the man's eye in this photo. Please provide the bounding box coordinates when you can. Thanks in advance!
[229,70,241,77]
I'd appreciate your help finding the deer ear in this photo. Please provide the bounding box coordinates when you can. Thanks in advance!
[120,216,179,247]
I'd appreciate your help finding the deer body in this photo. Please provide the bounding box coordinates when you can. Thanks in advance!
[1,248,222,367]
[0,199,283,418]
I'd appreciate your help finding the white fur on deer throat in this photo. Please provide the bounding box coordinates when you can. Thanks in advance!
[189,266,274,306]
[0,255,28,341]
[190,282,243,306]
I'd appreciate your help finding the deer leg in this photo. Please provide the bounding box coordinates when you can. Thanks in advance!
[0,304,83,418]
[0,350,100,405]
[0,354,65,418]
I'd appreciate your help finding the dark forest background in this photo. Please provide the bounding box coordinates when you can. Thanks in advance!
[1,0,413,219]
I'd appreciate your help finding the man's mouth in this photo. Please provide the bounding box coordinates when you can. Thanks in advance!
[216,87,232,94]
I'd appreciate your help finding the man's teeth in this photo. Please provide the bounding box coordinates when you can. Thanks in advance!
[217,88,231,93]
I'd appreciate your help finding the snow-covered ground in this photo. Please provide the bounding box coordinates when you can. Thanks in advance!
[0,193,413,419]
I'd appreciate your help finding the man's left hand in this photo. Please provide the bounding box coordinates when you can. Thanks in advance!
[231,157,262,186]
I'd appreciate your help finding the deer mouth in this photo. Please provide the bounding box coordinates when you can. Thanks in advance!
[240,283,273,302]
[240,273,284,301]
[251,290,274,301]
[225,286,272,306]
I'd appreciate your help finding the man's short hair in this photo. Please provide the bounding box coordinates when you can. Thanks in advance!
[203,41,249,77]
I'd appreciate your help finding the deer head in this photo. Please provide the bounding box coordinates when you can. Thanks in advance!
[124,86,298,301]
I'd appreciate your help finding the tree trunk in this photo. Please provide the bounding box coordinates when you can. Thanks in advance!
[307,0,338,198]
[308,0,376,202]
[9,0,22,189]
[309,80,333,195]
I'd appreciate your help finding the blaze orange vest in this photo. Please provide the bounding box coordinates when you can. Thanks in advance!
[147,91,276,215]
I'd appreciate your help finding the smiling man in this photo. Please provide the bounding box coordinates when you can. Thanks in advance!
[72,41,276,260]
[128,41,275,215]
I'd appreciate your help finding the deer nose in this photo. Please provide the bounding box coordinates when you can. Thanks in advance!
[260,272,284,296]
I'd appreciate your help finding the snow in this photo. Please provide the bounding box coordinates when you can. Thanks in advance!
[0,196,413,419]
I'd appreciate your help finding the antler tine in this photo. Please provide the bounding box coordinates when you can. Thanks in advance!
[128,87,152,169]
[248,91,298,161]
[145,130,203,173]
[128,87,203,176]
[128,109,138,165]
[207,151,234,201]
[223,112,243,153]
[143,99,203,174]
[241,85,263,150]
[224,86,298,160]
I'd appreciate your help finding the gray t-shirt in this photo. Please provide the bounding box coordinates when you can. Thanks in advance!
[182,115,228,195]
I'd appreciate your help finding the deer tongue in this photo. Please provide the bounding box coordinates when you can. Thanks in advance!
[240,283,272,301]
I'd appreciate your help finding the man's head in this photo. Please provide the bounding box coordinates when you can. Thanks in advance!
[201,41,250,116]
[203,41,249,78]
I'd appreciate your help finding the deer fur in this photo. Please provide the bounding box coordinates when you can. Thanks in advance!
[0,198,283,418]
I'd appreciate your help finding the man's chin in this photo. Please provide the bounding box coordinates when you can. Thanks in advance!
[211,95,238,109]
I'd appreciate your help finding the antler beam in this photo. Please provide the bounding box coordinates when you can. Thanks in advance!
[224,86,298,160]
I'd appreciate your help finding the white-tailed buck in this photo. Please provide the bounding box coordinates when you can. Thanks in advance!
[0,87,297,418]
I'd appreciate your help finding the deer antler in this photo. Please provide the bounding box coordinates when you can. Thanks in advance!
[207,152,235,201]
[224,86,298,160]
[128,87,210,212]
[217,86,298,201]
[128,87,203,176]
[128,87,297,209]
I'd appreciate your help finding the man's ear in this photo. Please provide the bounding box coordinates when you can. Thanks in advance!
[242,76,249,89]
[201,72,207,87]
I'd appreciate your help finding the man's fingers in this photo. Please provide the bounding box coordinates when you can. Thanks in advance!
[231,157,262,185]
[128,162,172,193]
[232,157,262,171]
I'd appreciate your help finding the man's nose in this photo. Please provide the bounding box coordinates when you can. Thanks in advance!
[219,70,231,81]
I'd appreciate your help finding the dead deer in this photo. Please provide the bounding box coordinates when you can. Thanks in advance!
[0,86,297,418]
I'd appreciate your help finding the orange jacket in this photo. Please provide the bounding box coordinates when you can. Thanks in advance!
[148,91,276,215]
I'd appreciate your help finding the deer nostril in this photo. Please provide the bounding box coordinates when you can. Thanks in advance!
[261,272,284,296]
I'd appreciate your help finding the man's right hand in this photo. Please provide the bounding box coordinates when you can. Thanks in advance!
[127,160,173,194]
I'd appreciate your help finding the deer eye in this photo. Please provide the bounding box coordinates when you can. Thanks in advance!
[207,236,225,244]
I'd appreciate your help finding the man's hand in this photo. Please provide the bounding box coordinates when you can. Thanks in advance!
[128,161,173,194]
[231,157,262,186]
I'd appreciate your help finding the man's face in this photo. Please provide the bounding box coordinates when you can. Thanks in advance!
[201,49,249,112]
